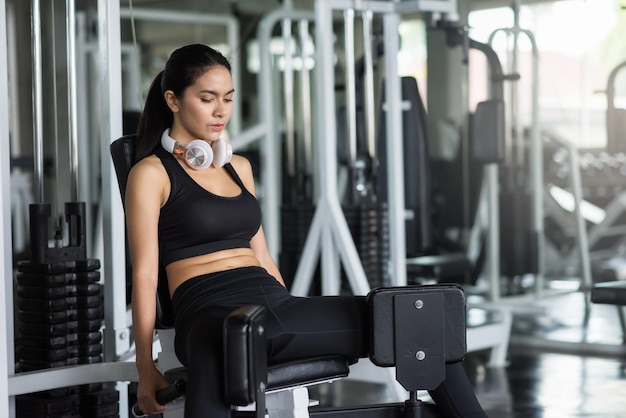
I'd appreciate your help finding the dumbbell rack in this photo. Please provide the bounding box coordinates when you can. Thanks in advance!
[15,202,119,418]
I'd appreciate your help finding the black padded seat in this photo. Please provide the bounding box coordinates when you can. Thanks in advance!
[591,281,626,305]
[163,355,350,395]
[266,356,350,392]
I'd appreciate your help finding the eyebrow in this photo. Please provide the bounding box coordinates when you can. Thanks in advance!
[201,89,235,96]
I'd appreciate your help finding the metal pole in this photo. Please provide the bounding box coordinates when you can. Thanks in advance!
[362,10,377,167]
[383,11,407,286]
[66,0,79,202]
[526,30,543,296]
[31,0,44,204]
[97,0,127,360]
[0,0,15,415]
[344,8,357,168]
[282,18,296,181]
[298,20,313,195]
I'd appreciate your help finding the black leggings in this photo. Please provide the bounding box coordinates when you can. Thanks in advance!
[172,267,486,418]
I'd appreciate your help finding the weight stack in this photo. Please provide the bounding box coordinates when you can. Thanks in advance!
[344,201,390,289]
[15,203,118,418]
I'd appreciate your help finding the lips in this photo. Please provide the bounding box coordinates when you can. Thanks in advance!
[211,124,224,131]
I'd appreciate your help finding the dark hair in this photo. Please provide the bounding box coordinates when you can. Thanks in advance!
[134,44,232,163]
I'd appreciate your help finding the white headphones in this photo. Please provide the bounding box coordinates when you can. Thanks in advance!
[161,129,232,170]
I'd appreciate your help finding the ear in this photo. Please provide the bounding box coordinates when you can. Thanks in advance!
[164,90,180,113]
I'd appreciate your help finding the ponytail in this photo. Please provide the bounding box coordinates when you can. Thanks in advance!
[135,71,171,163]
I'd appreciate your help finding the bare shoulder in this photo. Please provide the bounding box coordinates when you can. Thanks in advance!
[127,155,169,201]
[229,154,256,193]
[129,155,167,182]
[229,154,253,178]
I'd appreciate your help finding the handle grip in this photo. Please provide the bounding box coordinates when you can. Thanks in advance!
[131,380,187,417]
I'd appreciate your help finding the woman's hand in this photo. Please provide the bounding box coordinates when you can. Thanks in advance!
[136,365,171,415]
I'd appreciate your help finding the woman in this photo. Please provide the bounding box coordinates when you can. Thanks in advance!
[126,43,486,417]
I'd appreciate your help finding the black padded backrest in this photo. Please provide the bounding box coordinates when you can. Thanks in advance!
[110,135,175,329]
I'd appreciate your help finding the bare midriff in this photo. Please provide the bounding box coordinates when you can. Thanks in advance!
[165,247,261,297]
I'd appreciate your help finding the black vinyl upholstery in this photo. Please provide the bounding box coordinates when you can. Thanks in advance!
[367,284,466,367]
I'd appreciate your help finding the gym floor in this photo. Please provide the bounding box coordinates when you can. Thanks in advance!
[309,283,626,417]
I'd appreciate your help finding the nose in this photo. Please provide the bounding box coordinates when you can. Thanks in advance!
[214,100,225,118]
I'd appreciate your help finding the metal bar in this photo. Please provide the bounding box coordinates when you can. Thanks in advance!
[309,0,458,18]
[344,8,357,167]
[298,20,313,184]
[283,18,296,178]
[119,7,236,25]
[486,165,501,301]
[97,0,129,364]
[383,11,407,287]
[361,10,376,167]
[8,362,137,396]
[394,0,458,15]
[524,28,544,296]
[0,0,14,415]
[7,3,20,155]
[31,0,44,204]
[66,0,78,201]
[226,18,241,136]
[568,144,592,291]
[230,123,267,151]
[322,222,340,295]
[329,200,372,295]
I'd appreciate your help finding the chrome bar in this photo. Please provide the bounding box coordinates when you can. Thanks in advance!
[66,0,78,201]
[283,18,296,177]
[298,19,313,179]
[31,0,44,204]
[362,10,376,169]
[344,8,357,166]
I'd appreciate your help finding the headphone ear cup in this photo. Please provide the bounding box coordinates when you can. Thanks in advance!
[210,138,232,168]
[184,140,213,170]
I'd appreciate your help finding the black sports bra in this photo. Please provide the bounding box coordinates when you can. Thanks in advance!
[155,147,262,266]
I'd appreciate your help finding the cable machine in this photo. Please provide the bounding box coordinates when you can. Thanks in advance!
[488,0,543,298]
[290,0,460,297]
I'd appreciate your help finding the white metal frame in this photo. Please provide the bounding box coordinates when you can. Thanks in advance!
[290,0,458,296]
[1,1,14,416]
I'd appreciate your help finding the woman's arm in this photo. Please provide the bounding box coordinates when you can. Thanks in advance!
[232,156,287,287]
[125,157,171,414]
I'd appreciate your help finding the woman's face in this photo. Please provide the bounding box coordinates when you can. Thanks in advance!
[167,65,234,144]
